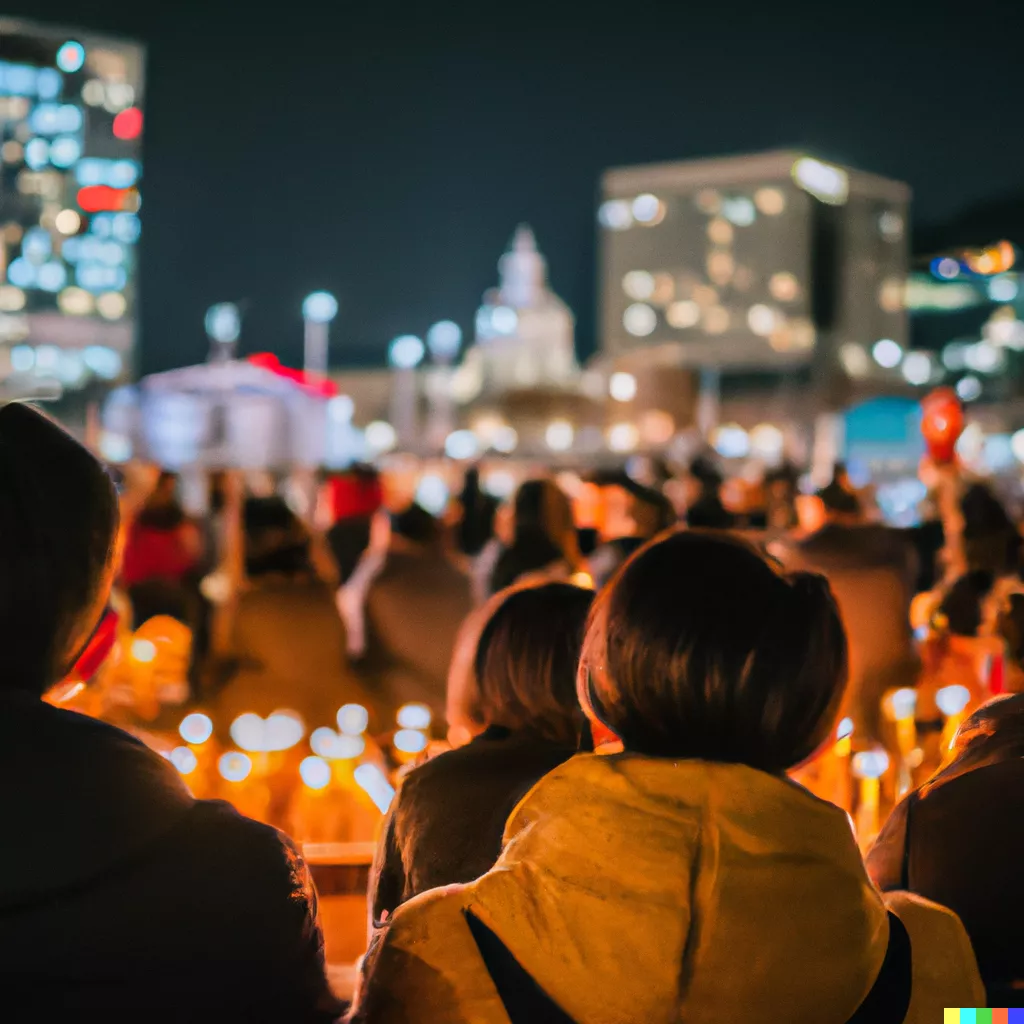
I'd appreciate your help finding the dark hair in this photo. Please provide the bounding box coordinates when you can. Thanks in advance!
[470,582,593,746]
[582,530,848,772]
[817,481,861,518]
[243,497,311,577]
[390,503,440,546]
[939,569,996,637]
[490,479,579,593]
[0,404,119,693]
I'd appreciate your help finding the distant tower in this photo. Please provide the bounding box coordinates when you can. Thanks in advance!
[470,226,578,393]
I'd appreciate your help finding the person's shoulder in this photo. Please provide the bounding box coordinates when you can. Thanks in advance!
[179,799,316,898]
[883,891,985,1015]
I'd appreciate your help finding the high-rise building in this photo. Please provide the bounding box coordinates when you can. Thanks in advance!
[598,151,910,389]
[0,18,144,396]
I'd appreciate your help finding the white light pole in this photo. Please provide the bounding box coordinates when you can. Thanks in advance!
[302,291,338,377]
[425,320,462,452]
[388,334,425,450]
[205,302,241,363]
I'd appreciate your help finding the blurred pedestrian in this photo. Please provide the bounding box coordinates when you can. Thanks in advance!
[489,479,583,594]
[772,481,919,739]
[121,470,202,626]
[350,531,981,1023]
[587,471,675,588]
[209,488,371,734]
[340,503,472,726]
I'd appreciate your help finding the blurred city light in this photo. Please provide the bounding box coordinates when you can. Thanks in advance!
[791,157,849,205]
[388,335,425,369]
[608,371,637,402]
[545,419,574,452]
[302,291,338,323]
[872,339,903,369]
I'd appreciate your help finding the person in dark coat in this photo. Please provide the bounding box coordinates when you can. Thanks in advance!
[340,503,473,728]
[685,456,736,530]
[489,479,583,595]
[0,404,341,1023]
[366,581,594,930]
[867,693,1024,1006]
[772,481,919,739]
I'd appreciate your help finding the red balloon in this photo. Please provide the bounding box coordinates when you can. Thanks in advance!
[920,387,965,464]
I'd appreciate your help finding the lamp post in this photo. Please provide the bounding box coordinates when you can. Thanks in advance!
[388,334,425,450]
[205,303,241,363]
[302,291,338,377]
[425,320,462,452]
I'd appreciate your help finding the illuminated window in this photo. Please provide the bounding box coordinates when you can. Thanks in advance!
[622,270,655,301]
[754,187,786,216]
[623,303,657,337]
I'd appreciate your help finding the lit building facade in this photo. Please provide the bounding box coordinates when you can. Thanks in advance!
[598,151,911,389]
[0,18,143,396]
[458,225,578,398]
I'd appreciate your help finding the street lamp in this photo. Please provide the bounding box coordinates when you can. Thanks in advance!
[425,321,462,450]
[205,302,241,362]
[388,335,425,449]
[302,291,338,377]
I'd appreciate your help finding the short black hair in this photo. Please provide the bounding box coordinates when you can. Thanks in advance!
[390,503,440,546]
[0,404,119,693]
[817,481,861,517]
[583,530,848,772]
[243,496,311,577]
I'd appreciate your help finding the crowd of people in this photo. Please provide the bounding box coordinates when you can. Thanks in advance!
[4,399,1024,1020]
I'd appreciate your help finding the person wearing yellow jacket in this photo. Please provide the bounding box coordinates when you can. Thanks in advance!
[348,531,983,1024]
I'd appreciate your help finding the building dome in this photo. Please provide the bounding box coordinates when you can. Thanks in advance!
[470,225,578,394]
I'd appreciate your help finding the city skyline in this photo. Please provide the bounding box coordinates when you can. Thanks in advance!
[11,0,1024,375]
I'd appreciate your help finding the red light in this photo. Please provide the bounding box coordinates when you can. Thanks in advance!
[112,107,143,141]
[77,186,135,213]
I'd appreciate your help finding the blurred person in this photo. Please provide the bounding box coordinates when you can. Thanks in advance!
[349,531,981,1023]
[868,693,1024,1005]
[0,404,340,1022]
[588,471,676,588]
[324,466,384,585]
[456,465,498,558]
[684,455,736,530]
[367,581,592,931]
[340,502,472,725]
[120,470,202,627]
[764,463,800,531]
[773,480,919,739]
[210,491,370,733]
[489,479,583,594]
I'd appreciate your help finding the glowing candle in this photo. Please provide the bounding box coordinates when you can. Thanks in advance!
[936,684,971,762]
[851,748,890,850]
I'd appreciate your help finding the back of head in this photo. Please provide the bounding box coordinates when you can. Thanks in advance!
[582,530,847,772]
[513,479,573,550]
[939,569,996,636]
[0,404,119,694]
[390,502,441,547]
[817,481,862,520]
[243,496,310,577]
[454,582,594,747]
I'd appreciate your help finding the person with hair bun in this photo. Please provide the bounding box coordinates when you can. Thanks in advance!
[350,531,981,1024]
[366,581,592,935]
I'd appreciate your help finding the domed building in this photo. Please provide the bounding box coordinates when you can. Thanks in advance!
[454,225,578,400]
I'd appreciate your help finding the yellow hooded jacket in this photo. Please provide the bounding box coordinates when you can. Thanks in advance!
[350,754,983,1023]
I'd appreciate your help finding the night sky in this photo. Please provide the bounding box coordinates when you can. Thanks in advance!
[9,1,1024,373]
